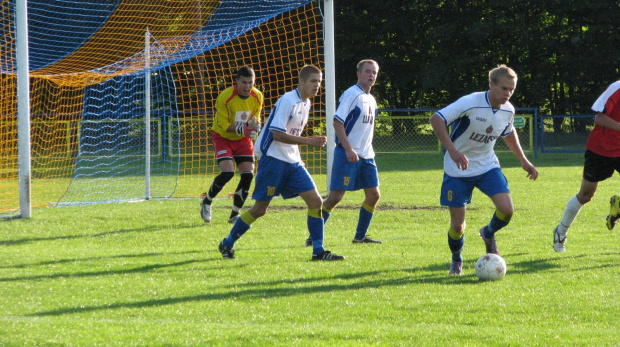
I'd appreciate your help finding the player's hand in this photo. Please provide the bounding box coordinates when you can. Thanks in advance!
[448,149,468,171]
[345,147,359,162]
[308,136,327,147]
[522,161,538,181]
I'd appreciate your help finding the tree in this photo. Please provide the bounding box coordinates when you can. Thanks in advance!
[333,0,620,122]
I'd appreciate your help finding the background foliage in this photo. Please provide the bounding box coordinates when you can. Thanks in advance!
[332,0,620,114]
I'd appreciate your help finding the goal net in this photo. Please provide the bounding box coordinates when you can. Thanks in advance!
[0,0,326,215]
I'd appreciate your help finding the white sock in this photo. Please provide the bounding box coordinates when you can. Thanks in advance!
[558,195,583,234]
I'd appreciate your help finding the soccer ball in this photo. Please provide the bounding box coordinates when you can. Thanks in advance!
[475,253,507,281]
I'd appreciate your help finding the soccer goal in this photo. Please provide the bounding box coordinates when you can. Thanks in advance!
[1,0,330,217]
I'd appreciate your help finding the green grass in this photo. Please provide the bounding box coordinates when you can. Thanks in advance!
[1,152,619,346]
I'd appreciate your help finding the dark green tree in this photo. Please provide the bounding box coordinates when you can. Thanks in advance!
[332,0,620,133]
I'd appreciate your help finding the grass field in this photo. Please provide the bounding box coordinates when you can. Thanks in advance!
[1,152,619,346]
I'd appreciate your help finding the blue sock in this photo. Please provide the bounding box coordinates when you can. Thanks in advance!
[354,203,375,240]
[223,212,253,247]
[485,210,511,237]
[321,206,332,225]
[308,209,325,255]
[448,229,464,262]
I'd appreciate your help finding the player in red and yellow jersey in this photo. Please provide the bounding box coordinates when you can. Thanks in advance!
[201,66,264,224]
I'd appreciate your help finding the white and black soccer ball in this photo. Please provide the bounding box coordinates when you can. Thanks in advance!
[475,253,507,281]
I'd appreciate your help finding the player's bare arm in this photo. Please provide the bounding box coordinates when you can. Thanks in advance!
[333,120,358,162]
[502,131,538,180]
[271,130,326,147]
[430,113,469,170]
[594,112,620,131]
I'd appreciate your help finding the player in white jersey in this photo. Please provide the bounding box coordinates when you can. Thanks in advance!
[254,88,310,163]
[430,64,538,276]
[305,59,382,246]
[218,65,345,261]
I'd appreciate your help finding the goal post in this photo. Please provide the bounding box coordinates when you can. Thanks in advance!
[16,0,31,218]
[1,1,328,213]
[323,0,336,193]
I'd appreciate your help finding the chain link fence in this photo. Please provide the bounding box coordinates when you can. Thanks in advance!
[539,115,592,153]
[374,108,537,155]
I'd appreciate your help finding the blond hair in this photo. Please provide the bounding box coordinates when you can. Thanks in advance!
[489,64,517,84]
[357,59,379,72]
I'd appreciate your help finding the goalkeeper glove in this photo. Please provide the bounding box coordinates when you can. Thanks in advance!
[235,123,256,138]
[247,118,261,140]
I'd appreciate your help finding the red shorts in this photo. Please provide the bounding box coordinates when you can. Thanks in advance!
[212,131,255,164]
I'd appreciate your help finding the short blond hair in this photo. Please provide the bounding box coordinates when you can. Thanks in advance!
[489,64,517,84]
[357,59,379,72]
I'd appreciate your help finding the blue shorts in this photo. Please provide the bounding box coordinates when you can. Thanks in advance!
[440,167,510,207]
[252,156,317,201]
[330,146,379,191]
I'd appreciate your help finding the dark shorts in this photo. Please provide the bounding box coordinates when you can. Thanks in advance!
[583,149,620,182]
[212,131,255,164]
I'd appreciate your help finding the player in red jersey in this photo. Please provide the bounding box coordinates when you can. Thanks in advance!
[553,80,620,252]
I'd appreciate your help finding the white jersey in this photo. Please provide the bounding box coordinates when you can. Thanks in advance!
[436,91,515,177]
[255,88,310,164]
[334,84,376,159]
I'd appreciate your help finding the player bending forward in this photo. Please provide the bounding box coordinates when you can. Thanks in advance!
[430,64,538,275]
[200,66,263,224]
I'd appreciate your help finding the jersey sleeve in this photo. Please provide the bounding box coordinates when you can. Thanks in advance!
[334,89,357,124]
[250,89,264,123]
[500,122,514,137]
[436,94,470,125]
[592,81,620,115]
[268,96,293,133]
[213,89,234,132]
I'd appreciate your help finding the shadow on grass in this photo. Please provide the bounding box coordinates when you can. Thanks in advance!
[0,250,203,269]
[26,268,472,317]
[0,222,198,246]
[0,257,213,283]
[26,251,584,318]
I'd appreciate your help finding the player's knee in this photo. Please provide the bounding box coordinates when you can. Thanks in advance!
[452,223,466,235]
[496,209,513,223]
[577,191,594,204]
[368,191,380,205]
[249,205,267,219]
[363,188,380,206]
[324,193,343,209]
[306,196,323,210]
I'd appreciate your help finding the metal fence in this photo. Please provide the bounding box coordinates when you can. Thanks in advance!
[539,114,592,153]
[375,108,539,155]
